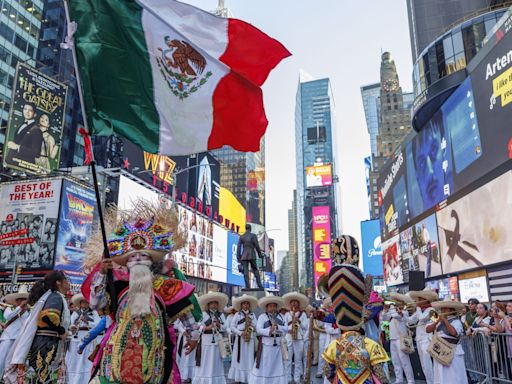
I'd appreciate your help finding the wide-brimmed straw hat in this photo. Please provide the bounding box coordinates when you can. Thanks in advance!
[198,292,228,311]
[3,285,29,305]
[233,294,258,312]
[258,295,284,311]
[389,292,414,305]
[409,288,439,303]
[432,296,465,311]
[71,293,88,307]
[283,292,309,310]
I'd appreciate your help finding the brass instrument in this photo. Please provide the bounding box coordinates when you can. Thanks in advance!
[290,312,300,341]
[0,302,14,309]
[430,309,463,322]
[270,312,278,346]
[243,312,254,342]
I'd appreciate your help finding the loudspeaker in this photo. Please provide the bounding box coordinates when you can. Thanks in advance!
[409,271,425,291]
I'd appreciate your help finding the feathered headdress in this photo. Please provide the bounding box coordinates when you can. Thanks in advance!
[84,199,186,271]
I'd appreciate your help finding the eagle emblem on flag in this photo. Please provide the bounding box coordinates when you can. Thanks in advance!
[157,36,212,100]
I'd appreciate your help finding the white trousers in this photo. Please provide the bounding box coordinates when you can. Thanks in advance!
[417,338,434,384]
[286,339,304,382]
[317,333,327,374]
[390,339,415,384]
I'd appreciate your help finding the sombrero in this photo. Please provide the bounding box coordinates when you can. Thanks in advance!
[71,293,88,307]
[258,295,284,311]
[283,292,309,310]
[389,292,414,305]
[409,288,439,303]
[3,285,29,305]
[198,292,228,311]
[233,294,258,312]
[432,296,465,311]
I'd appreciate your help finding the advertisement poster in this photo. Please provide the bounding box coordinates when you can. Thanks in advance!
[312,206,331,289]
[437,171,512,274]
[263,272,277,290]
[54,180,97,284]
[212,225,228,283]
[0,179,62,274]
[382,235,404,286]
[459,276,489,303]
[360,220,383,276]
[399,214,442,280]
[226,231,244,286]
[426,276,459,300]
[3,63,68,175]
[305,164,333,188]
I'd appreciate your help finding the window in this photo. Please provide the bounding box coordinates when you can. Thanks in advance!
[0,23,14,43]
[14,35,28,52]
[307,126,326,143]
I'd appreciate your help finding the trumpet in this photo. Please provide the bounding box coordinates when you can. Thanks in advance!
[0,302,14,309]
[430,309,463,322]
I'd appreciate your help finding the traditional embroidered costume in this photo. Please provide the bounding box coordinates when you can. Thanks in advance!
[81,202,200,384]
[283,292,309,383]
[228,294,258,383]
[319,235,390,384]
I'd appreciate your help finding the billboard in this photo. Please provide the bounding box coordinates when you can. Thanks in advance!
[54,180,97,284]
[399,214,442,281]
[219,187,246,233]
[263,272,277,290]
[437,170,512,274]
[117,174,163,210]
[3,63,68,174]
[0,179,62,275]
[382,235,403,286]
[226,231,244,286]
[306,164,333,188]
[426,276,459,300]
[459,275,489,303]
[360,220,383,276]
[312,206,331,290]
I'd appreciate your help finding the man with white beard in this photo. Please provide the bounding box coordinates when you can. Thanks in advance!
[81,203,201,384]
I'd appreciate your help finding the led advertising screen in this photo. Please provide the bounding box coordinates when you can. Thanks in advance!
[399,214,442,281]
[306,164,333,188]
[312,206,331,289]
[436,170,512,275]
[382,234,404,286]
[3,63,68,175]
[426,276,459,300]
[360,220,383,276]
[226,231,244,286]
[54,180,97,284]
[0,179,62,276]
[459,276,489,303]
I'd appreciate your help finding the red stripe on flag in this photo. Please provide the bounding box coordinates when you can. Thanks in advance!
[209,71,267,152]
[220,19,291,87]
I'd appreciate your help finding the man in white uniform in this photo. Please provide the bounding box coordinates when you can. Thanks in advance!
[0,286,30,376]
[283,292,309,384]
[248,296,288,384]
[381,293,415,384]
[408,288,438,384]
[228,294,258,383]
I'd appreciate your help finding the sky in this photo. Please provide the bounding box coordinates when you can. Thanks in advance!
[182,0,414,253]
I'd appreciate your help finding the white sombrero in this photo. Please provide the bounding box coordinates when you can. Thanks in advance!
[233,294,258,312]
[432,296,465,311]
[198,292,228,311]
[283,292,309,310]
[3,285,29,305]
[258,295,284,311]
[224,306,236,314]
[409,288,439,303]
[389,292,414,305]
[71,293,88,307]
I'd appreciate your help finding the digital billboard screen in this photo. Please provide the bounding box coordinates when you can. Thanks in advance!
[459,275,489,303]
[382,234,404,286]
[306,164,333,188]
[312,206,331,289]
[436,170,512,275]
[360,220,383,276]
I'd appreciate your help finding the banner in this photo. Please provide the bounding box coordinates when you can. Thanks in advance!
[360,220,383,276]
[399,214,442,281]
[459,275,489,303]
[382,234,403,286]
[306,164,333,188]
[437,170,512,274]
[312,206,331,290]
[3,63,68,174]
[263,272,277,290]
[226,231,244,286]
[0,179,62,275]
[54,180,97,284]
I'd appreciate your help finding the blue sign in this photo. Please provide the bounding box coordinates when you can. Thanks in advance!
[263,272,277,290]
[361,220,383,276]
[54,180,97,284]
[226,231,244,286]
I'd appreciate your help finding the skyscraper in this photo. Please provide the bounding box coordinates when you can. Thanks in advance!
[406,0,497,62]
[288,189,298,289]
[295,76,340,294]
[360,83,381,157]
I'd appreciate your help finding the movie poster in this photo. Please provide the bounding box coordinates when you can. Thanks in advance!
[54,180,97,284]
[3,63,68,174]
[382,235,404,286]
[0,179,62,275]
[437,170,512,274]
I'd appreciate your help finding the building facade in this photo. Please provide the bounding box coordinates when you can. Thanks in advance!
[360,83,381,157]
[295,76,340,294]
[287,189,298,289]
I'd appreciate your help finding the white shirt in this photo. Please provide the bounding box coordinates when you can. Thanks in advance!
[408,307,434,341]
[284,311,308,341]
[230,310,257,337]
[381,307,410,340]
[0,306,30,340]
[256,312,288,346]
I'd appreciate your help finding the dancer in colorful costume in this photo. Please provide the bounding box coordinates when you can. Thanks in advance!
[319,235,390,384]
[81,201,201,384]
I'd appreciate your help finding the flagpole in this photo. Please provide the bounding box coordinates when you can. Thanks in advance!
[63,0,117,311]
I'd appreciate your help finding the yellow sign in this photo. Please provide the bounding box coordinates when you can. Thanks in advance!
[219,187,246,233]
[385,204,394,225]
[313,228,327,242]
[493,66,512,107]
[319,244,330,260]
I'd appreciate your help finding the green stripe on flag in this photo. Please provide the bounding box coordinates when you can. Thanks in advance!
[69,0,160,153]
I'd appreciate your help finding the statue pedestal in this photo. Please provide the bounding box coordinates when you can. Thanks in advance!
[241,288,267,316]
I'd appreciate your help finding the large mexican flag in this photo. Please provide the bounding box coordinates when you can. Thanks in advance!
[68,0,290,155]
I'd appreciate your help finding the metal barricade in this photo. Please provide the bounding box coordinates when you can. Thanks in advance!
[489,333,512,383]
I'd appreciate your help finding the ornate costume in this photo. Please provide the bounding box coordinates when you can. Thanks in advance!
[81,202,200,384]
[319,235,390,384]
